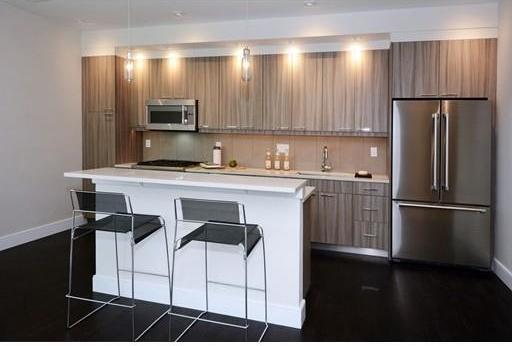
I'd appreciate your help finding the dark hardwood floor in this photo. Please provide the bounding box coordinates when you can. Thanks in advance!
[1,230,512,341]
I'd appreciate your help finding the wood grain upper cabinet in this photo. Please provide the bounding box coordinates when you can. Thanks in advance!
[218,55,263,130]
[130,58,150,127]
[262,54,292,131]
[391,41,439,98]
[148,58,192,99]
[219,56,242,129]
[192,57,220,130]
[82,56,116,172]
[82,56,115,113]
[439,39,497,98]
[354,49,389,133]
[292,52,323,131]
[322,51,355,132]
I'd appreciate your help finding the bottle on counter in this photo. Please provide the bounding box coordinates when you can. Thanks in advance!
[274,151,281,170]
[265,149,272,170]
[283,153,290,171]
[213,142,222,165]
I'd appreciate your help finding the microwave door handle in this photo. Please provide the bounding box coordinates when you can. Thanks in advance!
[182,105,187,125]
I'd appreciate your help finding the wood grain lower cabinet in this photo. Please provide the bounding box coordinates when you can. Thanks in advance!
[353,221,388,250]
[309,179,389,251]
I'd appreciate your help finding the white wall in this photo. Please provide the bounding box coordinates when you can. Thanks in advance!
[82,2,498,56]
[494,0,512,289]
[0,3,82,247]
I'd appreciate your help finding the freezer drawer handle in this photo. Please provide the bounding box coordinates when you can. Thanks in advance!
[362,233,377,238]
[397,202,487,213]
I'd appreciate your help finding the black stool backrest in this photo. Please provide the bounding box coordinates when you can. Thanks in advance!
[70,190,132,215]
[176,198,244,225]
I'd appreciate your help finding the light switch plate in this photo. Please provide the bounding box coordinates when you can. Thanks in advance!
[370,146,378,157]
[145,139,151,148]
[276,143,290,155]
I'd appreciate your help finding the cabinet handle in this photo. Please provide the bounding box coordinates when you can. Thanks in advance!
[337,127,352,131]
[226,125,238,129]
[358,128,372,132]
[363,188,379,192]
[320,193,335,198]
[362,233,378,238]
[420,94,438,97]
[200,124,209,128]
[440,93,458,97]
[279,126,290,130]
[293,127,305,130]
[241,125,253,129]
[363,208,378,212]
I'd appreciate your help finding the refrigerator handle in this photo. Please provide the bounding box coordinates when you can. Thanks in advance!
[432,113,440,191]
[397,202,487,213]
[443,113,450,191]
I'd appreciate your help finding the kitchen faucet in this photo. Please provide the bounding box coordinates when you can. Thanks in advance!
[321,146,332,172]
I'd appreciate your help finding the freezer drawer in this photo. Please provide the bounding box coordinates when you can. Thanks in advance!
[392,201,491,268]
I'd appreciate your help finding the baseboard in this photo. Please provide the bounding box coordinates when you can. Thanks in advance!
[93,274,305,329]
[492,258,512,291]
[0,216,85,252]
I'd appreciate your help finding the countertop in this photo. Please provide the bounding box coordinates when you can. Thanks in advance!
[114,163,390,184]
[64,167,307,195]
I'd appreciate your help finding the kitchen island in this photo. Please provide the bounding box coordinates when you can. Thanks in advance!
[64,168,310,328]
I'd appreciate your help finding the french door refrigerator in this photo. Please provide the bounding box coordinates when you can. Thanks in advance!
[391,99,491,268]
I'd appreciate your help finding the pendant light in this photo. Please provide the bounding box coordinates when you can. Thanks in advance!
[241,0,252,82]
[124,0,134,82]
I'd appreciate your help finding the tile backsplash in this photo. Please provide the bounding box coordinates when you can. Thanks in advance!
[142,132,388,175]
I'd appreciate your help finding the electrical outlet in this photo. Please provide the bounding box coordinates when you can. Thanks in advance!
[370,146,378,158]
[276,143,290,155]
[145,139,151,148]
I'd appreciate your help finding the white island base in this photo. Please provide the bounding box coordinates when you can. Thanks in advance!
[65,168,309,329]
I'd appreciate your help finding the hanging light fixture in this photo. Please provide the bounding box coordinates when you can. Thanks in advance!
[124,0,134,82]
[241,0,252,82]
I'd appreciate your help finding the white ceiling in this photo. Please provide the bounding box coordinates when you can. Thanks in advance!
[2,0,498,31]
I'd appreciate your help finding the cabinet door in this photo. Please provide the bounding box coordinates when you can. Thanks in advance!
[130,58,150,127]
[309,191,322,243]
[337,193,353,246]
[219,56,242,129]
[354,49,389,133]
[353,221,388,250]
[262,54,292,130]
[439,39,497,98]
[292,52,323,131]
[318,192,338,244]
[240,55,263,130]
[391,41,439,98]
[148,58,192,99]
[322,52,355,132]
[83,111,115,169]
[82,56,115,113]
[193,57,220,129]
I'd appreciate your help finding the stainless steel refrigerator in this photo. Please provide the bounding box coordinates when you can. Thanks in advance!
[391,99,492,268]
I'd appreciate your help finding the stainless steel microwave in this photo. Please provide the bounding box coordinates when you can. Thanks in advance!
[145,99,198,131]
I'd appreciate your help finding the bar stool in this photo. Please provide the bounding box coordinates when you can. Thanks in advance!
[169,197,269,342]
[66,190,172,341]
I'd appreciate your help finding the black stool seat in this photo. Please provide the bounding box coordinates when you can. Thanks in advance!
[177,222,262,255]
[78,214,163,244]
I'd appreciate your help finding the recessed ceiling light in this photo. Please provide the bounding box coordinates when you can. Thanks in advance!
[173,11,185,17]
[304,0,316,7]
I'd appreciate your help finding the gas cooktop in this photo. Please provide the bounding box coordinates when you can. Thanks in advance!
[134,159,202,171]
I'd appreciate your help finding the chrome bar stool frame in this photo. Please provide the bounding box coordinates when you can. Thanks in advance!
[66,190,172,341]
[169,197,269,342]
